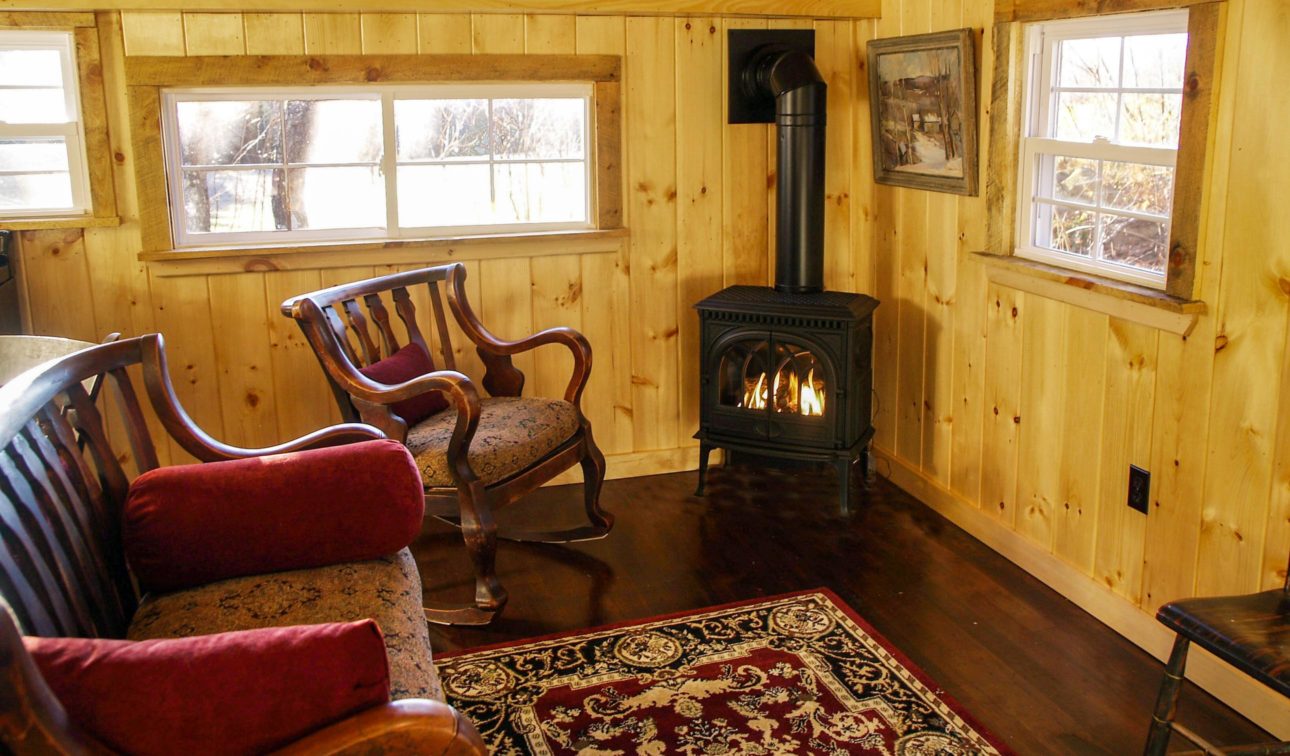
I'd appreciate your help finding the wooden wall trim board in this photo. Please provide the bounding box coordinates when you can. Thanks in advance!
[124,51,623,253]
[0,13,118,225]
[995,0,1221,23]
[984,4,1223,303]
[979,254,1202,336]
[0,1,883,19]
[873,446,1290,740]
[546,445,709,485]
[142,229,628,276]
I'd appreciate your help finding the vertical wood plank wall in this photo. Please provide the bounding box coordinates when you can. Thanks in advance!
[14,1,1290,717]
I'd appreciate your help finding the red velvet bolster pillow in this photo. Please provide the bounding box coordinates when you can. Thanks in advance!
[25,620,389,756]
[359,343,449,425]
[124,439,424,593]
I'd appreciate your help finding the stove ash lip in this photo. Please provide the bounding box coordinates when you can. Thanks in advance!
[743,44,828,296]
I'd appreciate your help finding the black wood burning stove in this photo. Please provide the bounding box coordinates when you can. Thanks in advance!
[695,30,879,511]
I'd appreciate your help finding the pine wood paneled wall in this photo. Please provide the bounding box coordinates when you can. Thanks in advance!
[870,0,1290,617]
[15,9,878,474]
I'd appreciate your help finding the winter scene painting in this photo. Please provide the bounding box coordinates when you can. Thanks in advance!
[867,29,978,195]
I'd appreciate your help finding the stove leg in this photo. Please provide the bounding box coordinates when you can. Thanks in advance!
[835,457,853,514]
[695,442,713,496]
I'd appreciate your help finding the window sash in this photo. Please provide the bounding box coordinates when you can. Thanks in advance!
[1016,11,1187,290]
[0,30,92,218]
[162,83,595,248]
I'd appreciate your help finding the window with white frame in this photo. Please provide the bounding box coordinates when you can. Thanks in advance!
[1016,10,1188,289]
[0,30,92,218]
[161,83,593,248]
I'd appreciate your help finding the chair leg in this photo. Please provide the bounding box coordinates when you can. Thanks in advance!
[1144,635,1190,756]
[495,431,615,544]
[423,482,508,626]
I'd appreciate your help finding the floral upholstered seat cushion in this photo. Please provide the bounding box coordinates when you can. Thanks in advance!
[405,396,581,487]
[127,549,441,702]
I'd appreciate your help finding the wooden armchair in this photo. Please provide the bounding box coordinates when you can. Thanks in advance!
[0,334,484,754]
[282,262,612,625]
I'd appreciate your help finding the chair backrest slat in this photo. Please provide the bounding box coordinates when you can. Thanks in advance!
[27,411,128,633]
[391,287,435,368]
[341,299,381,365]
[427,281,457,372]
[9,427,106,637]
[323,306,363,367]
[364,293,401,358]
[0,450,82,636]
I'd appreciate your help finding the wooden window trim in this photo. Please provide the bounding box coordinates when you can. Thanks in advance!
[0,12,119,230]
[124,53,622,256]
[982,0,1224,317]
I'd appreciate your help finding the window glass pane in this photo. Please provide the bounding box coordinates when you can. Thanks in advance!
[182,169,284,233]
[0,139,69,172]
[1050,155,1098,205]
[395,99,488,161]
[0,88,68,123]
[0,49,63,87]
[1100,214,1167,273]
[493,162,586,223]
[0,172,72,210]
[177,100,283,166]
[285,99,381,164]
[1119,92,1182,146]
[1122,33,1186,88]
[492,99,585,159]
[288,166,384,229]
[1057,37,1121,87]
[397,164,492,227]
[1102,161,1174,215]
[1054,92,1116,141]
[1038,203,1096,256]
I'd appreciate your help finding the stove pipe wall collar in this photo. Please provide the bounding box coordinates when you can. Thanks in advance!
[727,29,827,294]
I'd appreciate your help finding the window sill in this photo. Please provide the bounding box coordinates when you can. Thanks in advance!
[0,215,120,232]
[142,228,628,278]
[974,252,1205,336]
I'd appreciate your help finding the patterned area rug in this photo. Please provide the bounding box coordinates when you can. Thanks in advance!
[436,589,1010,755]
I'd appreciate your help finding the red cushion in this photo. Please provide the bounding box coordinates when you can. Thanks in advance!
[25,621,390,756]
[124,439,424,593]
[359,344,449,425]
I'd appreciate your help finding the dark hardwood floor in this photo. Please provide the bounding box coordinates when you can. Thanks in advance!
[411,460,1271,754]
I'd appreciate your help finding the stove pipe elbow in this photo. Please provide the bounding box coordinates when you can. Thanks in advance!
[747,48,827,294]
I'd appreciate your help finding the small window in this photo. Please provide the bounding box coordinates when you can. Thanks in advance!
[1016,11,1188,289]
[161,83,593,248]
[0,30,92,218]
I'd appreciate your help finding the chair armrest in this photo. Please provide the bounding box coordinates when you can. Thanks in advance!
[137,332,387,462]
[444,267,591,405]
[271,699,487,755]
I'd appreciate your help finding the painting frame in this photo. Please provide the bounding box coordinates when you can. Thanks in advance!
[867,28,978,196]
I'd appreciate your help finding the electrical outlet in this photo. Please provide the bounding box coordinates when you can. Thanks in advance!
[1128,465,1150,514]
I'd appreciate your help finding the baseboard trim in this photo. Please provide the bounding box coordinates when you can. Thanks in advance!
[545,446,706,486]
[873,446,1290,739]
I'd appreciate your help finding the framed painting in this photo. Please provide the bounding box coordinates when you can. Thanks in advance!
[867,28,978,195]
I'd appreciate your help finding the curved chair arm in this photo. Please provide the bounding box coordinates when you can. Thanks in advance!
[445,264,592,406]
[270,699,487,755]
[136,334,388,463]
[0,610,113,755]
[291,298,484,486]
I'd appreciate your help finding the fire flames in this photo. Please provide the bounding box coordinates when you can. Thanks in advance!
[741,367,825,417]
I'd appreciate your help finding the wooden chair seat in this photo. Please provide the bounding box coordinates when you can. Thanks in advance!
[1156,590,1290,698]
[407,397,581,487]
[128,549,442,701]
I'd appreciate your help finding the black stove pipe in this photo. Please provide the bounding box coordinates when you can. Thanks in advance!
[747,47,827,294]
